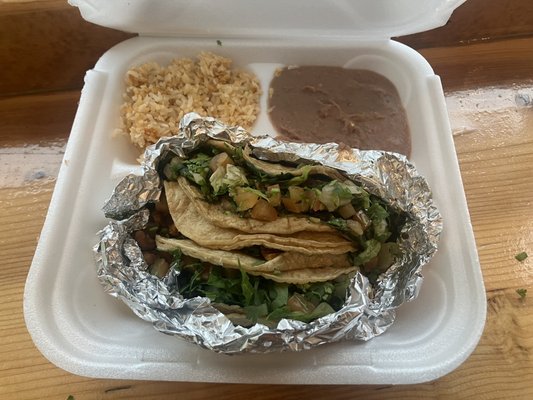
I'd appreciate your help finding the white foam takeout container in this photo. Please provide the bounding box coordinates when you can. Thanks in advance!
[24,0,486,384]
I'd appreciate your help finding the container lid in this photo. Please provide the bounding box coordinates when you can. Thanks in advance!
[69,0,466,40]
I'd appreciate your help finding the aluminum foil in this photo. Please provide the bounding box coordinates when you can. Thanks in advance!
[94,113,442,354]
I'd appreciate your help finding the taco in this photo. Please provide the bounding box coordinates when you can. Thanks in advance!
[134,138,405,326]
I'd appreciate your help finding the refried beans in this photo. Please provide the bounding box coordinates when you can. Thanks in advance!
[267,66,411,157]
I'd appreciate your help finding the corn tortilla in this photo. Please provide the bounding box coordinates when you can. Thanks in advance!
[156,236,356,283]
[164,181,356,255]
[177,177,337,234]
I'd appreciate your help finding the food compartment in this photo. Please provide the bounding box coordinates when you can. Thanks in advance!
[105,38,429,167]
[24,34,485,384]
[97,37,449,346]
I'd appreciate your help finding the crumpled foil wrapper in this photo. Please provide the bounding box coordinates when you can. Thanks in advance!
[94,113,442,354]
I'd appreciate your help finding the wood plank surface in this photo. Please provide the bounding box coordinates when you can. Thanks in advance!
[3,0,533,96]
[0,1,133,96]
[1,0,533,399]
[0,91,78,144]
[421,37,533,90]
[397,0,533,48]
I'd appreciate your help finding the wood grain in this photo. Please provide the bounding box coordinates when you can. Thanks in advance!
[421,37,533,90]
[0,91,78,144]
[397,0,533,48]
[2,0,533,97]
[0,2,133,96]
[1,0,533,399]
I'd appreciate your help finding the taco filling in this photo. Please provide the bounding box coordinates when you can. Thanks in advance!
[133,139,406,326]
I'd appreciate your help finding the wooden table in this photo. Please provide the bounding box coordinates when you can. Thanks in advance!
[1,1,533,398]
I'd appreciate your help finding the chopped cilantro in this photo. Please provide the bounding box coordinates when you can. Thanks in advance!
[267,301,335,323]
[216,39,222,46]
[240,269,254,305]
[515,252,528,262]
[173,259,350,324]
[269,284,289,309]
[327,217,348,231]
[299,281,335,304]
[165,153,217,201]
[170,248,183,268]
[516,288,527,299]
[244,303,268,322]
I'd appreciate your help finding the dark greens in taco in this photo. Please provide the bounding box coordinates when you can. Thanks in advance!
[134,139,406,326]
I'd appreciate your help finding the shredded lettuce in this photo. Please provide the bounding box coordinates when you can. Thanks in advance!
[209,164,249,195]
[318,180,353,211]
[367,202,391,242]
[353,239,382,266]
[344,181,371,210]
[287,165,313,186]
[208,165,226,194]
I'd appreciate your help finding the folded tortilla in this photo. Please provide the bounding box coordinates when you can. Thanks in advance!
[156,236,356,283]
[164,180,356,255]
[177,176,336,234]
[208,140,346,181]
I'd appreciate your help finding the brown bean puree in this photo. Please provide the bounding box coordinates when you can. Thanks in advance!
[267,66,411,157]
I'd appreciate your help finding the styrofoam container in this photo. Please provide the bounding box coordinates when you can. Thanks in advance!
[24,0,486,384]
